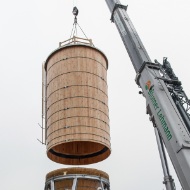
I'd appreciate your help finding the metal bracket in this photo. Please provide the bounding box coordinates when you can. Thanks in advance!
[135,61,159,86]
[45,174,110,190]
[155,76,182,86]
[111,3,128,22]
[135,72,141,87]
[72,176,77,190]
[37,123,46,145]
[146,104,157,128]
[50,179,54,190]
[177,144,190,153]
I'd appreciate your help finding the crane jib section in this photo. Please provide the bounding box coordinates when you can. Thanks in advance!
[106,0,151,72]
[137,62,190,190]
[105,0,190,189]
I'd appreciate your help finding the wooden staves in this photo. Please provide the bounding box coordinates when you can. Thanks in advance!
[46,167,109,190]
[44,44,111,165]
[46,167,109,181]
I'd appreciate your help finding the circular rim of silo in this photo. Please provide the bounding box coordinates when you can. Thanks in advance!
[44,43,111,165]
[46,167,109,181]
[45,167,110,190]
[44,44,108,71]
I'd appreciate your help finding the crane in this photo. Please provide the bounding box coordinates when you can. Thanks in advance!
[105,0,190,190]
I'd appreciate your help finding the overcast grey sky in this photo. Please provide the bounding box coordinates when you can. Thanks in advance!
[0,0,190,189]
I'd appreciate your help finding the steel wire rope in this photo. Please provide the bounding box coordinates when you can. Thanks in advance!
[47,106,110,121]
[69,24,76,39]
[46,98,108,113]
[46,56,108,72]
[46,85,108,100]
[73,0,77,7]
[48,132,110,146]
[70,5,78,39]
[47,115,109,129]
[47,134,110,152]
[47,70,107,87]
[46,124,110,139]
[69,5,94,46]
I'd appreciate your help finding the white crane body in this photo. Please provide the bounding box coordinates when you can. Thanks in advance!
[105,0,190,189]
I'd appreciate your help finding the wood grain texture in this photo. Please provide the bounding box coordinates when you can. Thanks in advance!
[46,167,109,180]
[45,44,111,165]
[46,167,109,190]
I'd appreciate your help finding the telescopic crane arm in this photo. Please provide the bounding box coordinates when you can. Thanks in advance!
[105,0,190,189]
[105,0,151,72]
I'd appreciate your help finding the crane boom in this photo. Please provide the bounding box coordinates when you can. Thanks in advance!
[105,0,151,72]
[105,0,190,189]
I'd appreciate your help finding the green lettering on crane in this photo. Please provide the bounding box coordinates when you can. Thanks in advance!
[145,81,172,141]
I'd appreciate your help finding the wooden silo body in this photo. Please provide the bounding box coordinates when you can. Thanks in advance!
[45,167,110,190]
[44,41,111,165]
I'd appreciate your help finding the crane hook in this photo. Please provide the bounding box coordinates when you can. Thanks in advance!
[72,6,79,24]
[72,6,79,17]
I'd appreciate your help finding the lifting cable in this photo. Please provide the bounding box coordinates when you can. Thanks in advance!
[73,0,77,7]
[70,6,90,41]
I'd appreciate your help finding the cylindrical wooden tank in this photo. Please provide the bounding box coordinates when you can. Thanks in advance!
[44,39,111,165]
[45,167,110,190]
